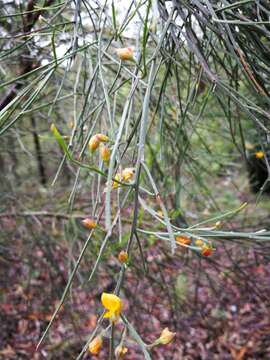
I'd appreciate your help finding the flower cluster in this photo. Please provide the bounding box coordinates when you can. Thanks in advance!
[89,133,110,164]
[112,168,135,189]
[176,234,215,257]
[88,293,176,357]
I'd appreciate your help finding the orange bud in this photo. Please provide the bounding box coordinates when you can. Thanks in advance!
[88,335,102,355]
[96,133,109,142]
[89,135,100,152]
[158,327,176,345]
[115,47,134,61]
[82,218,97,229]
[118,250,128,264]
[100,145,110,163]
[115,345,128,359]
[176,235,191,246]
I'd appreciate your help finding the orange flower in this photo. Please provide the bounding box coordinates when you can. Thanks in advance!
[88,335,102,355]
[115,47,134,61]
[176,235,191,246]
[82,218,97,229]
[89,135,100,152]
[100,144,110,163]
[118,250,128,264]
[89,133,109,152]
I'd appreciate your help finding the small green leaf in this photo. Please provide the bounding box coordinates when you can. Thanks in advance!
[50,123,72,160]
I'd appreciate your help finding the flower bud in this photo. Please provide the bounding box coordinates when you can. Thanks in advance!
[96,133,109,142]
[158,327,176,345]
[194,239,204,247]
[112,173,121,189]
[118,250,128,264]
[82,218,97,229]
[176,235,191,246]
[68,120,74,129]
[89,135,100,152]
[100,144,110,163]
[115,47,134,61]
[215,221,222,229]
[115,345,128,359]
[88,335,102,355]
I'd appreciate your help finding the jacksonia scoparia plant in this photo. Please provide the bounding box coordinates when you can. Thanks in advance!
[1,0,270,358]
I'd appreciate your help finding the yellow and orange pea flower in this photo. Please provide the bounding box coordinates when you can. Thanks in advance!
[88,335,102,355]
[255,150,264,159]
[101,292,123,323]
[89,135,100,152]
[115,345,128,359]
[122,167,135,181]
[201,243,214,257]
[115,47,134,61]
[158,327,176,345]
[82,218,97,229]
[175,235,191,246]
[194,239,215,257]
[112,168,135,189]
[88,133,109,152]
[118,250,128,264]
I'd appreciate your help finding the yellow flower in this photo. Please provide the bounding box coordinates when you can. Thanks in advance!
[89,135,100,152]
[118,250,128,264]
[115,47,134,61]
[101,293,123,322]
[115,345,128,359]
[100,144,110,163]
[158,327,176,345]
[255,150,264,159]
[122,167,135,181]
[82,218,97,229]
[88,335,102,355]
[112,173,121,189]
[194,239,204,247]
